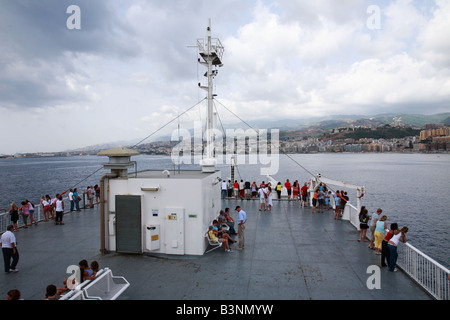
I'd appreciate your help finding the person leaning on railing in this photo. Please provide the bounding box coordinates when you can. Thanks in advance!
[387,226,408,272]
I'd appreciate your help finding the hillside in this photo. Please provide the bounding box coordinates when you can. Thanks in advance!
[322,125,421,141]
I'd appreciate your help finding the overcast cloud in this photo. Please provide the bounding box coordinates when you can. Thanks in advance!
[0,0,449,154]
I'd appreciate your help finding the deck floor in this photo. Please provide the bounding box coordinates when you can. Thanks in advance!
[0,198,432,301]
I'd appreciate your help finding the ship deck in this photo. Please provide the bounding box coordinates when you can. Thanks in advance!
[0,199,432,301]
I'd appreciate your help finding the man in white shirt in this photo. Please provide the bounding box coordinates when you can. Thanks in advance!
[221,180,228,199]
[235,206,247,250]
[1,225,19,273]
[69,189,74,211]
[258,187,267,211]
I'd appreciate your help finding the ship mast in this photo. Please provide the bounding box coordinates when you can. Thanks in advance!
[197,19,224,172]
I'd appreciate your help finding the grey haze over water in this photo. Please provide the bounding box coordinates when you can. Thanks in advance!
[0,153,448,268]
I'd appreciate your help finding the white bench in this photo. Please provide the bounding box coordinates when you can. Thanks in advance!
[204,231,223,253]
[59,268,129,300]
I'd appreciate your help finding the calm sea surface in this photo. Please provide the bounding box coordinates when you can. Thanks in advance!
[0,153,449,268]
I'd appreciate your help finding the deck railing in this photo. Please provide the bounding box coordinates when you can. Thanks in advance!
[343,204,450,300]
[397,243,450,300]
[0,193,90,233]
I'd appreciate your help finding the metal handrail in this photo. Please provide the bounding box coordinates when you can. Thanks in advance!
[398,243,449,300]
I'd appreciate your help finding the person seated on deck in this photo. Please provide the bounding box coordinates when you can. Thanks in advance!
[79,259,93,283]
[217,217,231,235]
[208,226,231,252]
[57,278,71,296]
[44,284,60,300]
[84,261,99,281]
[223,208,237,235]
[212,220,236,245]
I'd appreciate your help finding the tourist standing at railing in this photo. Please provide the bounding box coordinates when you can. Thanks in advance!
[292,181,299,201]
[276,182,282,201]
[266,183,273,211]
[40,196,50,221]
[69,189,74,212]
[251,181,257,200]
[25,200,37,226]
[358,207,369,242]
[301,183,308,207]
[381,222,398,268]
[388,226,408,272]
[55,196,64,225]
[18,201,30,228]
[73,188,81,212]
[333,191,341,219]
[8,203,19,232]
[233,180,239,200]
[94,185,100,204]
[45,195,54,220]
[258,185,266,211]
[374,215,388,255]
[284,179,292,201]
[221,180,228,199]
[368,208,383,250]
[244,180,251,200]
[89,186,95,208]
[87,186,95,208]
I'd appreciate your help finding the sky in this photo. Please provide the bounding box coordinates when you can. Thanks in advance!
[1,0,449,154]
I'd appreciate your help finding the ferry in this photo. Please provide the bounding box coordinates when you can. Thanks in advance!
[0,21,448,303]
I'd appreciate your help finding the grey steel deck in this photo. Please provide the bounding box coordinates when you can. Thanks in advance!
[0,199,432,300]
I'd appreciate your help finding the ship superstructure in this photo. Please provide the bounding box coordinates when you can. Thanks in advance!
[96,21,224,256]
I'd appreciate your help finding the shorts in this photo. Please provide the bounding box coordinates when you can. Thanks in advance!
[312,198,317,207]
[360,224,368,230]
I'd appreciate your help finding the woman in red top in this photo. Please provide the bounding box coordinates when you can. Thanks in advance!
[233,181,239,200]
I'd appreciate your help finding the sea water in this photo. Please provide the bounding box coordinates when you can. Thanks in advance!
[0,153,448,268]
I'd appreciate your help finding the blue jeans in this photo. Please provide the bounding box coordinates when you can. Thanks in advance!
[221,189,227,199]
[387,244,398,271]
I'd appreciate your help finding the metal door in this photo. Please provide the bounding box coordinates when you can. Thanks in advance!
[115,195,142,254]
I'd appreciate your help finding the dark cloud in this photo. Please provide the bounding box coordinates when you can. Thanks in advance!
[0,0,139,109]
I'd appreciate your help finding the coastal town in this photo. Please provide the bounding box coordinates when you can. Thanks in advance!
[3,121,449,159]
[279,123,450,153]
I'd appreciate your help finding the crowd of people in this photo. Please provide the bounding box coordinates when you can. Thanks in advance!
[221,178,409,273]
[359,206,409,272]
[221,179,350,218]
[207,206,247,252]
[6,185,100,229]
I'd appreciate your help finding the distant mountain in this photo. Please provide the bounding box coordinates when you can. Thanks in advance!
[65,112,450,153]
[368,113,450,128]
[247,112,450,131]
